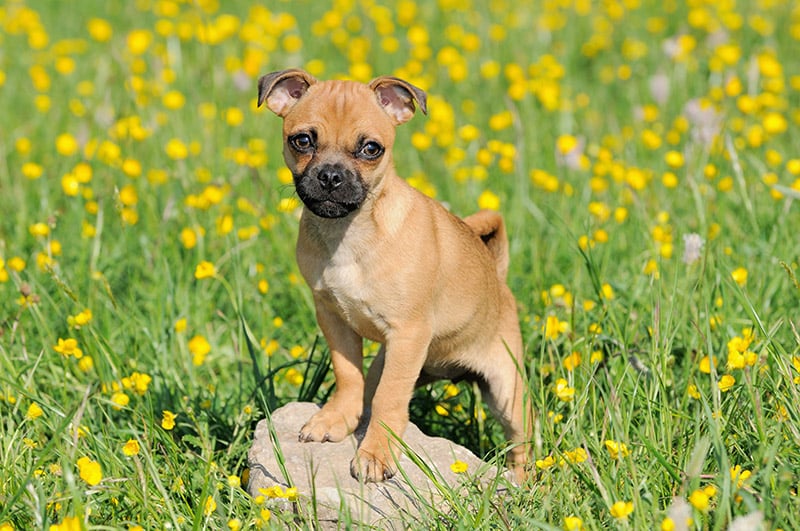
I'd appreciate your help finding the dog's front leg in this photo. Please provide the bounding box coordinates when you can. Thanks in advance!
[299,303,364,443]
[350,324,432,482]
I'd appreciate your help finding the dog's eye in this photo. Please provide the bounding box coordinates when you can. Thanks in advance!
[289,133,314,153]
[358,141,384,160]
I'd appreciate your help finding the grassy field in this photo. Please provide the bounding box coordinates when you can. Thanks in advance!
[1,0,799,529]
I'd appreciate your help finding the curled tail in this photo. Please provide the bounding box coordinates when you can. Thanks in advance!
[463,210,510,282]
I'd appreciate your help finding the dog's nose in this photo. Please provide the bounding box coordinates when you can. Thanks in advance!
[317,167,343,191]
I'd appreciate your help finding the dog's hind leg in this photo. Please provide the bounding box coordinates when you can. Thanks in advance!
[475,328,532,483]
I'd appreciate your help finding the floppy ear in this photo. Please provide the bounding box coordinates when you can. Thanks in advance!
[257,69,317,117]
[369,76,428,125]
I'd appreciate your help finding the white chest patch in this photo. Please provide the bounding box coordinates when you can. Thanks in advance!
[314,256,386,341]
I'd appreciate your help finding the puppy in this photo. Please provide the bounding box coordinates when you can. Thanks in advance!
[258,69,531,483]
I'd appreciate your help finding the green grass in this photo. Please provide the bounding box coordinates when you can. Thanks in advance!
[1,0,800,529]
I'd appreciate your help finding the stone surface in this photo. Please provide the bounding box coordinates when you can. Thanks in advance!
[247,402,508,528]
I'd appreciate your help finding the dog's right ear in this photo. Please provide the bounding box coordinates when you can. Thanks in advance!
[257,69,317,117]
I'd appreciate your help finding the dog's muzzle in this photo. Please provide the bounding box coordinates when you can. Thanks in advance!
[294,163,367,219]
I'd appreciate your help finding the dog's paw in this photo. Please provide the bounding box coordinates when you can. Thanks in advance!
[298,408,357,443]
[349,444,396,482]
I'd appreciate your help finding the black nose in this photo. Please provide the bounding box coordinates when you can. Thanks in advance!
[317,167,343,191]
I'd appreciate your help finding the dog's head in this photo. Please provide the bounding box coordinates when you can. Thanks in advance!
[258,69,427,219]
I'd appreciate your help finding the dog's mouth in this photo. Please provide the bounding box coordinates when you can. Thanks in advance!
[301,197,362,219]
[294,164,368,219]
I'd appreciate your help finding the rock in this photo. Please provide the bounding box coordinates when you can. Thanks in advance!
[247,402,509,528]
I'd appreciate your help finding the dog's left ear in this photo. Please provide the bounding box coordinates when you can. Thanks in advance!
[257,69,317,117]
[369,76,428,125]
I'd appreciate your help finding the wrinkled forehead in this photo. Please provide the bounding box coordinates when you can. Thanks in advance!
[282,80,397,144]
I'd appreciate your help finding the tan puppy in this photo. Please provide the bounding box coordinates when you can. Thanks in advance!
[258,69,531,483]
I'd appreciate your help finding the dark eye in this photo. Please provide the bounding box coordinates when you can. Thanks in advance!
[358,141,384,160]
[289,133,314,153]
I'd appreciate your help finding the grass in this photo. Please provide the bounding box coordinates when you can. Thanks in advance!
[1,0,799,529]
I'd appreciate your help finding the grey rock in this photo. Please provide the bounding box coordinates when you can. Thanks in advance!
[247,402,509,528]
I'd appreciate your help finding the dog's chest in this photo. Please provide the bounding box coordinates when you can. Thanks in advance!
[313,256,386,341]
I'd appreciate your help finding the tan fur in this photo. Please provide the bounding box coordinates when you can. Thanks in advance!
[258,69,532,483]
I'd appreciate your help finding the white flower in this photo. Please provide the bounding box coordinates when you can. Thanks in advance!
[682,233,705,265]
[649,72,670,106]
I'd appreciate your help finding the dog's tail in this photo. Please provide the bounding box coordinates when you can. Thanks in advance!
[463,210,510,282]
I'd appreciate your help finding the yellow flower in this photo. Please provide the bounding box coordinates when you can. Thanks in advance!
[77,456,103,486]
[688,488,710,511]
[258,279,270,294]
[118,184,138,206]
[55,133,79,156]
[67,309,93,328]
[488,110,513,131]
[26,402,44,420]
[87,18,113,42]
[78,356,94,372]
[127,29,153,55]
[284,368,304,386]
[477,190,500,211]
[122,439,140,456]
[563,515,583,530]
[194,261,217,280]
[564,447,588,463]
[556,134,579,155]
[165,138,189,160]
[687,384,701,399]
[54,338,83,358]
[450,460,468,474]
[718,374,735,392]
[664,150,684,168]
[600,283,615,300]
[699,355,716,374]
[554,378,575,402]
[763,112,788,135]
[7,257,25,272]
[727,346,746,371]
[121,159,142,178]
[188,335,211,366]
[730,465,752,489]
[29,222,50,237]
[259,485,285,498]
[660,517,675,531]
[536,455,556,470]
[162,90,186,110]
[49,516,82,531]
[225,107,244,127]
[731,267,748,286]
[604,440,630,459]
[259,509,271,523]
[227,518,242,531]
[203,495,216,516]
[609,500,634,519]
[278,197,301,213]
[543,315,568,340]
[162,410,177,430]
[179,227,199,249]
[227,475,241,488]
[111,392,130,409]
[129,372,152,395]
[563,351,581,371]
[410,131,432,151]
[22,162,44,180]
